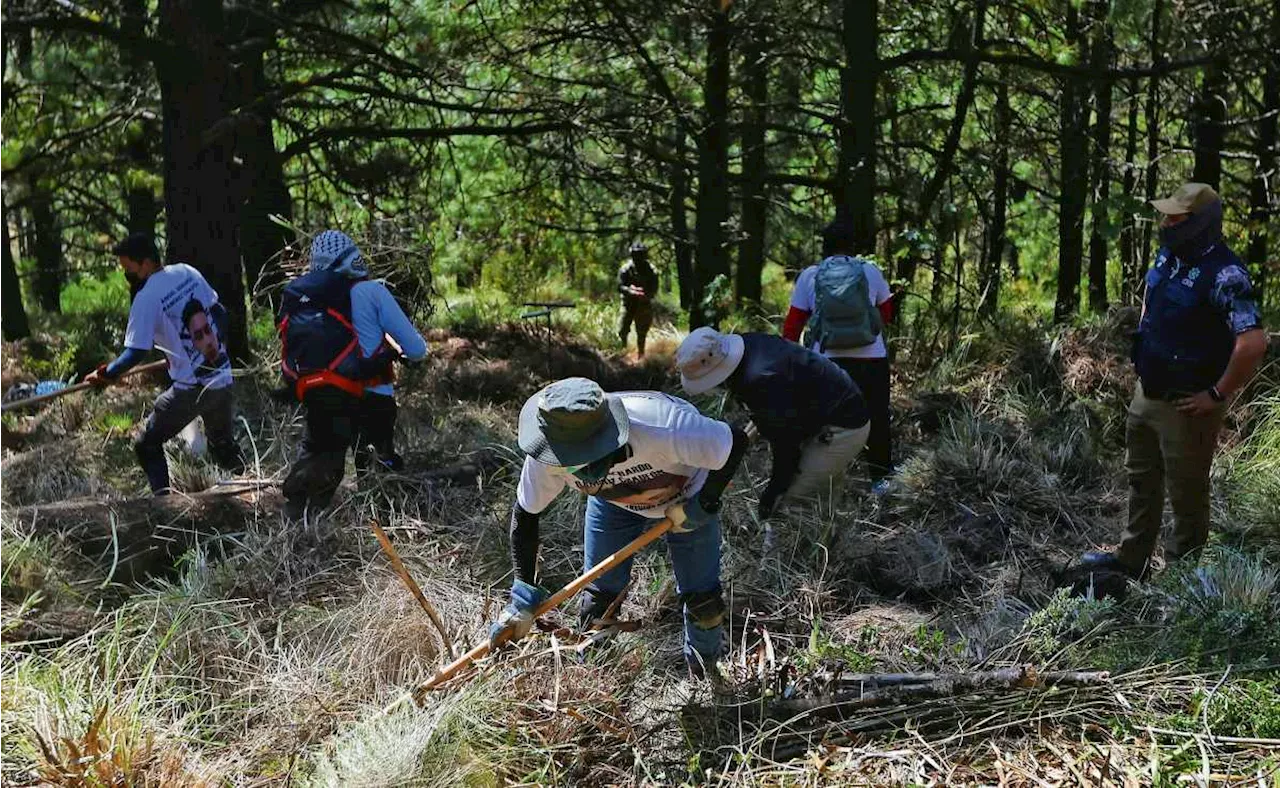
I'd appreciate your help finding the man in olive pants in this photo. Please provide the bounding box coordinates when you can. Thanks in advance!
[1082,183,1266,580]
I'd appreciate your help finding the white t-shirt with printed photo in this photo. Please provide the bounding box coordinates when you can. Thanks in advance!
[790,259,892,359]
[516,391,733,519]
[124,263,232,389]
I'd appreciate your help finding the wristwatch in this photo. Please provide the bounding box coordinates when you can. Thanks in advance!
[1208,386,1225,403]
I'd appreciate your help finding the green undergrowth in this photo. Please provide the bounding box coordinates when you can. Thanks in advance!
[2,298,1278,784]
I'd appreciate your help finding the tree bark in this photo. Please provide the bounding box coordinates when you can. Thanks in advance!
[837,0,877,254]
[230,2,291,306]
[1248,9,1279,310]
[1054,3,1089,324]
[671,118,694,310]
[980,72,1010,318]
[1087,0,1113,315]
[156,0,249,360]
[121,0,158,237]
[30,189,62,313]
[736,23,768,309]
[1120,77,1141,305]
[2,198,31,340]
[1192,55,1227,190]
[1141,0,1163,266]
[692,0,732,328]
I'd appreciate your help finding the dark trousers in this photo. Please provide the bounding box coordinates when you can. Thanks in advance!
[832,357,892,481]
[282,389,401,516]
[135,384,244,494]
[619,299,654,355]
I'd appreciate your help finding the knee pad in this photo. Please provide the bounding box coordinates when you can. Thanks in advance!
[578,588,620,630]
[681,590,726,630]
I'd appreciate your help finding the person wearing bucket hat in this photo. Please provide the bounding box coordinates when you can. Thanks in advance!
[677,328,870,526]
[1077,182,1265,586]
[617,241,659,358]
[492,377,751,675]
[783,215,898,495]
[279,230,428,521]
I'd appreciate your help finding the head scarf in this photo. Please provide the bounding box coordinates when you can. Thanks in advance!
[309,230,368,279]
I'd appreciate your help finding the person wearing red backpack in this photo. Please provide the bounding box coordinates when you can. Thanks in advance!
[279,230,428,521]
[782,216,897,495]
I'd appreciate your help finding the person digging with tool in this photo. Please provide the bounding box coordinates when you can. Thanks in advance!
[783,216,898,496]
[83,232,245,495]
[617,241,659,358]
[1077,183,1266,589]
[675,327,870,554]
[492,377,750,677]
[279,230,428,522]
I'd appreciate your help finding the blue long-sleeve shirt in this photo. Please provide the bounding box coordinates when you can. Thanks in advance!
[351,280,428,396]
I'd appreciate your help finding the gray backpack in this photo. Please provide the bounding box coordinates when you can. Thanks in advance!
[809,255,882,350]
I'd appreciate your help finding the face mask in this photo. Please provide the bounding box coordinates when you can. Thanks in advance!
[565,446,626,484]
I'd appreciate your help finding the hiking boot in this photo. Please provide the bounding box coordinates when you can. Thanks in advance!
[1079,550,1139,577]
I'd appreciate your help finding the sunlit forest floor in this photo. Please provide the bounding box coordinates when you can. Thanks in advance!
[2,307,1278,786]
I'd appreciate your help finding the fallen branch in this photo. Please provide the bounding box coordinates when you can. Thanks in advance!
[774,666,1112,718]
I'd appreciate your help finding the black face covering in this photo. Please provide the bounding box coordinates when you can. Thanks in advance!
[1159,198,1223,260]
[125,271,144,300]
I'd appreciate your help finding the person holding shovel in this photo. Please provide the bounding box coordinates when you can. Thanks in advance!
[83,232,244,495]
[675,327,870,551]
[493,377,749,676]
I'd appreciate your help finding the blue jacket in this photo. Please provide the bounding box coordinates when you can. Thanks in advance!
[1133,243,1240,397]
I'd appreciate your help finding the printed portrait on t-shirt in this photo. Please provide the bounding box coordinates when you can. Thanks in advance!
[569,462,690,510]
[180,297,228,375]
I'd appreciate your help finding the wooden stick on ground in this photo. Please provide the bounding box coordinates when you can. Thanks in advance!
[371,520,454,660]
[388,516,675,710]
[1,359,169,413]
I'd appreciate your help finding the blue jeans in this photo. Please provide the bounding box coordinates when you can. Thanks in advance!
[583,496,723,663]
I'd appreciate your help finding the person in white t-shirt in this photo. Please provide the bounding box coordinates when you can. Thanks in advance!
[782,216,898,493]
[84,233,243,494]
[492,377,750,675]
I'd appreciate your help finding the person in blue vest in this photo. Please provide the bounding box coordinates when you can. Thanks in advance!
[1081,183,1266,581]
[279,230,428,521]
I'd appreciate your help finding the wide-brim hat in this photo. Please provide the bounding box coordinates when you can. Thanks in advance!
[517,377,630,466]
[1150,182,1219,216]
[676,327,746,395]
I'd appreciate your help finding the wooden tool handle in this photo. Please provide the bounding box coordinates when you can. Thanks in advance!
[1,359,169,413]
[411,516,675,697]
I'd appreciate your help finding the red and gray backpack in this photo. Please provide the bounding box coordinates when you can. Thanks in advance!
[278,270,390,399]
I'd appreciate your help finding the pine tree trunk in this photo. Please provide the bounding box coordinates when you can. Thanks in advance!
[1087,1,1113,315]
[1141,0,1163,266]
[121,0,158,237]
[30,190,62,313]
[736,25,768,309]
[231,2,291,306]
[980,73,1010,318]
[692,0,732,328]
[671,118,694,310]
[1054,3,1089,324]
[1192,58,1227,190]
[1120,77,1141,305]
[156,0,249,360]
[837,0,877,254]
[2,199,31,340]
[1248,10,1278,310]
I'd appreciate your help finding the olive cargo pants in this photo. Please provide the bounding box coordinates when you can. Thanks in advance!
[1116,383,1225,575]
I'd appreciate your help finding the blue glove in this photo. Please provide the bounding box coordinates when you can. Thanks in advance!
[488,579,549,648]
[667,495,717,533]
